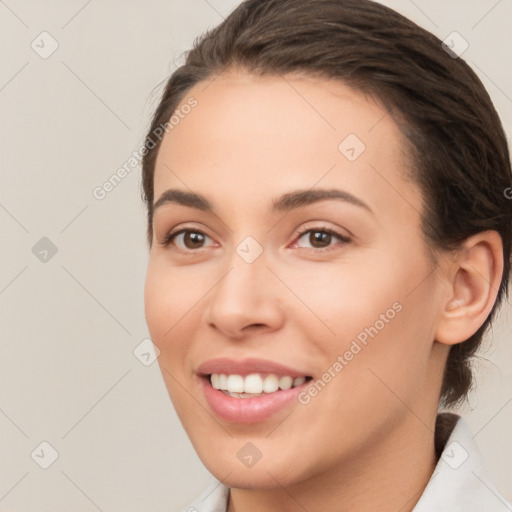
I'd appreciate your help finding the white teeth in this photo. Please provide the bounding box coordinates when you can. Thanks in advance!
[209,373,308,395]
[211,373,221,389]
[226,374,244,393]
[262,374,279,393]
[279,376,293,390]
[293,376,306,387]
[244,373,263,394]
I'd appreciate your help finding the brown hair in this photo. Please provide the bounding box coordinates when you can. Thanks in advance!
[141,0,512,408]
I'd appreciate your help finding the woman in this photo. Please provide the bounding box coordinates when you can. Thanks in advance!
[142,0,511,510]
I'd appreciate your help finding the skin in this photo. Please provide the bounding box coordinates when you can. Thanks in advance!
[144,68,503,512]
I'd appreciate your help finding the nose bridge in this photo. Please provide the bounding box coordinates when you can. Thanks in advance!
[206,238,282,336]
[214,245,269,313]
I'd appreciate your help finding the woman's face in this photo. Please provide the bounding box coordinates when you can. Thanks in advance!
[144,70,449,488]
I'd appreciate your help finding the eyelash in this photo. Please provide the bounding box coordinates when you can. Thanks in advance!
[160,225,351,253]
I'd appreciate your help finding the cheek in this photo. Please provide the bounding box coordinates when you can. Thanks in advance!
[285,250,436,381]
[144,258,208,343]
[283,264,438,462]
[277,256,404,339]
[144,262,200,413]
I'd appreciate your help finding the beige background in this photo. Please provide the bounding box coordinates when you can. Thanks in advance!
[0,0,510,510]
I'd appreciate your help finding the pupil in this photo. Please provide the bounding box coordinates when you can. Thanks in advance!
[310,231,330,247]
[185,232,204,248]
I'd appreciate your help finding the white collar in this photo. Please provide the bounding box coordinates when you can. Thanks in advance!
[185,415,511,511]
[413,414,510,511]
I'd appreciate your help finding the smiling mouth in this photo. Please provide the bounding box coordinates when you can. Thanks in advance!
[207,373,313,398]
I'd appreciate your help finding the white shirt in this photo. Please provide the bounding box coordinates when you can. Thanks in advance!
[183,414,511,511]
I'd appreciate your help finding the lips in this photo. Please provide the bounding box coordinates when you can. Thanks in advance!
[196,358,313,424]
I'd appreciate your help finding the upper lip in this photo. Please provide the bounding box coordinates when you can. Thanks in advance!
[196,358,312,378]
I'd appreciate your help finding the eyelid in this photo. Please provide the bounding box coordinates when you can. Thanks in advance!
[290,221,352,243]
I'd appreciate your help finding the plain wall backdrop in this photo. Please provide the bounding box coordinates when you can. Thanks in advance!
[0,0,511,510]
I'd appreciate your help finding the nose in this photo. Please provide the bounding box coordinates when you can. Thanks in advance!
[205,254,285,340]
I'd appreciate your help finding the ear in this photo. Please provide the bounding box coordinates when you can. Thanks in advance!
[435,230,504,346]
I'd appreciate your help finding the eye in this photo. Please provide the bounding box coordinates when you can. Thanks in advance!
[293,226,351,250]
[161,228,216,251]
[159,226,350,252]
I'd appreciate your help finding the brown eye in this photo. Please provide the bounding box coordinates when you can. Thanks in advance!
[294,227,351,251]
[183,231,206,249]
[162,229,215,250]
[309,231,332,248]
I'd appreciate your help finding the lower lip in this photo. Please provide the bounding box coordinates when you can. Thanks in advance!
[200,376,307,424]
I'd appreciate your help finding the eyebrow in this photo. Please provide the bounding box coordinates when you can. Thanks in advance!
[153,188,373,215]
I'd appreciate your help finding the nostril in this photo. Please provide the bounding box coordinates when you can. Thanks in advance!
[248,323,266,329]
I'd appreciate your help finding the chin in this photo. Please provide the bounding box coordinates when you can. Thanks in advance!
[208,463,303,490]
[193,440,312,490]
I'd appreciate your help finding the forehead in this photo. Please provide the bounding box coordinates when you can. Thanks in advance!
[153,70,422,219]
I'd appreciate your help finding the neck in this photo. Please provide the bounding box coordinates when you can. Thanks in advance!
[227,411,439,512]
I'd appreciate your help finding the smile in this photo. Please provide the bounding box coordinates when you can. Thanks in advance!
[197,358,313,423]
[210,373,310,397]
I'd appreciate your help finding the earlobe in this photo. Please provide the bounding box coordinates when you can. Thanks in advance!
[435,231,503,346]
